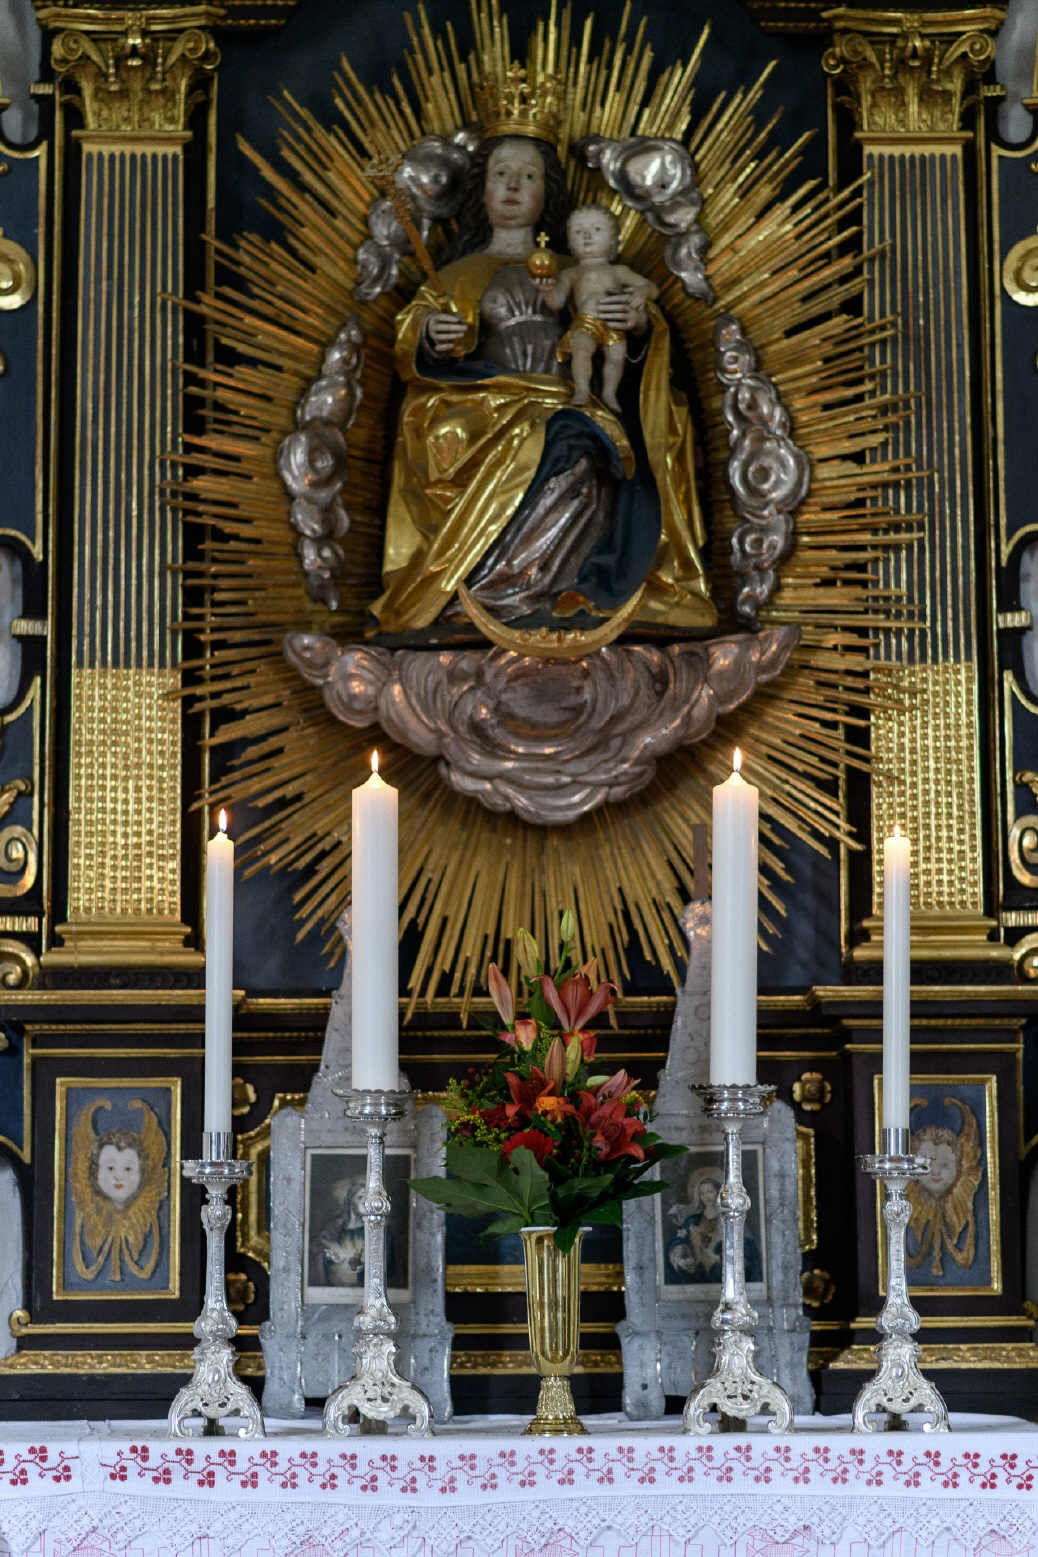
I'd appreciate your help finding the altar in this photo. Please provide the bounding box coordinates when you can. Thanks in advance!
[2,1416,1038,1557]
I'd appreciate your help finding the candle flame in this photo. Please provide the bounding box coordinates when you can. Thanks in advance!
[893,823,901,839]
[733,748,742,775]
[218,809,227,834]
[371,750,380,775]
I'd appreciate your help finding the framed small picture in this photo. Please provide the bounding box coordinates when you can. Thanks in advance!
[873,1074,1001,1296]
[655,1144,767,1299]
[54,1078,180,1300]
[303,1146,413,1304]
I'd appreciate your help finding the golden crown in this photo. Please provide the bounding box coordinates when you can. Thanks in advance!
[474,60,565,145]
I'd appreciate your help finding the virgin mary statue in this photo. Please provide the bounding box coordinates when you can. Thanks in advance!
[370,71,716,639]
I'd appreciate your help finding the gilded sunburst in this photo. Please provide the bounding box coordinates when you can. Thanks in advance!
[180,1,911,1006]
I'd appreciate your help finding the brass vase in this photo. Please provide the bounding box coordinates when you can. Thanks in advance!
[519,1225,588,1435]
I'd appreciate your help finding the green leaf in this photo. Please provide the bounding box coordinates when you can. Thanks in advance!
[584,1201,623,1225]
[508,1145,552,1220]
[480,1212,527,1241]
[407,1175,517,1220]
[550,1173,613,1217]
[445,1142,515,1188]
[650,1142,689,1161]
[552,1220,582,1253]
[617,1179,667,1202]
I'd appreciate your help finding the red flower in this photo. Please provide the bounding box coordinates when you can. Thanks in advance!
[504,1068,573,1126]
[574,1092,648,1162]
[504,1069,548,1120]
[503,1129,556,1166]
[480,1105,509,1129]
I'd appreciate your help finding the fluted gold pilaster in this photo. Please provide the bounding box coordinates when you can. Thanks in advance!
[38,5,217,966]
[825,8,1010,962]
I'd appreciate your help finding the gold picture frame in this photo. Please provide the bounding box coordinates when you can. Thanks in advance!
[53,1076,182,1301]
[873,1072,1002,1297]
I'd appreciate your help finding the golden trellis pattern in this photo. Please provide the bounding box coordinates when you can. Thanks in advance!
[179,1,916,1009]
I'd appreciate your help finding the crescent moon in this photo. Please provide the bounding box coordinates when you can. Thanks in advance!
[456,583,647,659]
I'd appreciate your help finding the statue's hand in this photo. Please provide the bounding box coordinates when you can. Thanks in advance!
[596,290,648,332]
[425,310,469,355]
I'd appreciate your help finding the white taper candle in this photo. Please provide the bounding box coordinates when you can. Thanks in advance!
[351,751,400,1092]
[204,810,234,1137]
[882,826,911,1132]
[709,750,759,1085]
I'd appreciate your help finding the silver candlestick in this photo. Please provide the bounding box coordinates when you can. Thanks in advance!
[323,1089,432,1437]
[852,1127,948,1433]
[683,1083,795,1435]
[168,1132,265,1439]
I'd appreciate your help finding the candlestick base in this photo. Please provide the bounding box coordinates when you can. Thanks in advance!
[683,1083,795,1436]
[168,1158,265,1440]
[852,1152,949,1435]
[322,1087,433,1438]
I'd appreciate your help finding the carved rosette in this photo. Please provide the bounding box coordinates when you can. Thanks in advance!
[38,7,220,135]
[822,8,1002,135]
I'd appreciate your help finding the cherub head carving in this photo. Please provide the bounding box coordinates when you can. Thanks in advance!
[907,1098,983,1279]
[70,1099,168,1284]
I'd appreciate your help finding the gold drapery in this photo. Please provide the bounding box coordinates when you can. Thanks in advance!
[371,253,717,635]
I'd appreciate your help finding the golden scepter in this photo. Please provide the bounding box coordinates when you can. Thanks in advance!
[366,156,469,357]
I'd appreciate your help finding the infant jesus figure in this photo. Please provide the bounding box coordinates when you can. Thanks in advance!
[537,204,659,412]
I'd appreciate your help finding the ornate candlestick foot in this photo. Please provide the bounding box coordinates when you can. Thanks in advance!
[168,1153,265,1439]
[683,1083,795,1436]
[852,1133,948,1434]
[322,1089,432,1438]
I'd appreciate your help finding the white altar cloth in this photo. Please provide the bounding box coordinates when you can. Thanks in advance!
[1,1414,1037,1557]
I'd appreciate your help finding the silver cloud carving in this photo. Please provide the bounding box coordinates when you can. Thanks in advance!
[276,317,365,612]
[714,313,809,628]
[354,136,471,303]
[283,629,800,825]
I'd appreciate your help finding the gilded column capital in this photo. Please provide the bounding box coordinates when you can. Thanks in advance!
[34,5,221,134]
[822,7,1005,134]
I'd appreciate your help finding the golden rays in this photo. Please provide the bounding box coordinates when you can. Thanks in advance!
[179,1,913,1009]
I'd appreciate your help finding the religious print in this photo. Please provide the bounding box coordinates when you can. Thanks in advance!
[656,1145,767,1298]
[303,1147,413,1304]
[54,1079,180,1299]
[874,1075,1001,1295]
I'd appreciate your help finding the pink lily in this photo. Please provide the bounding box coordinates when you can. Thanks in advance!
[488,963,514,1027]
[595,1068,638,1101]
[533,971,617,1037]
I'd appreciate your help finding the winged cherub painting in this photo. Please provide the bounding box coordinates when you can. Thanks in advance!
[906,1094,987,1283]
[66,1094,170,1287]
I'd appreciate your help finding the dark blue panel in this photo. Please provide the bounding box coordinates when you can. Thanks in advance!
[0,148,42,550]
[0,1023,25,1157]
[758,827,842,989]
[998,149,1038,557]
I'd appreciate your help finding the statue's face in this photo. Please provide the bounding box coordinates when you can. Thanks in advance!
[568,208,615,260]
[484,139,545,230]
[96,1144,141,1207]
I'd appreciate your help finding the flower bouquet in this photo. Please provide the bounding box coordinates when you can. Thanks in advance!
[410,914,686,1434]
